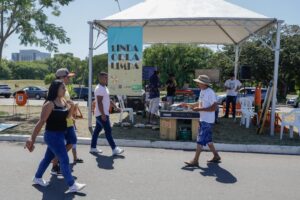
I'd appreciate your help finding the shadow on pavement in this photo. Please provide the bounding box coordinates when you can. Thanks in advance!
[33,176,86,200]
[181,162,237,184]
[199,163,237,184]
[90,152,125,170]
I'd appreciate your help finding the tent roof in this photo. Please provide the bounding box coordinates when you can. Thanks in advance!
[94,0,277,45]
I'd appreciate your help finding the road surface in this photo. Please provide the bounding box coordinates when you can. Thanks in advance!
[0,142,299,200]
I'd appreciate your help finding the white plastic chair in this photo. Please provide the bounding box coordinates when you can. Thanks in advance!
[280,108,300,140]
[239,97,258,128]
[117,95,134,124]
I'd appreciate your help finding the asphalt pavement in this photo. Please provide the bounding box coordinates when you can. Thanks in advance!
[0,142,299,200]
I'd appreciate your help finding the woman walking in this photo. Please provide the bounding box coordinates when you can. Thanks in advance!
[25,80,86,193]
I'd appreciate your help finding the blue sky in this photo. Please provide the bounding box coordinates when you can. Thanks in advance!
[3,0,300,60]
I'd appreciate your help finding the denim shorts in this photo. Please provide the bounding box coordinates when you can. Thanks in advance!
[64,126,77,145]
[197,121,213,146]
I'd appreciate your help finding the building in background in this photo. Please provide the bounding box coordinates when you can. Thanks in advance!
[11,50,51,61]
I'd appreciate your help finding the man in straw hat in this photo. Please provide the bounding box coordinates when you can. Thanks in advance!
[181,75,221,166]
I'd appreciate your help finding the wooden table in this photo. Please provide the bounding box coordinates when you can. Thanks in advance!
[160,110,200,141]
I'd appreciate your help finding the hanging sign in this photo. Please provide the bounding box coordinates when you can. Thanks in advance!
[108,26,143,96]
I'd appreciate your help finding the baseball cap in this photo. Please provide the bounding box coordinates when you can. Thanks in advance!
[55,68,75,78]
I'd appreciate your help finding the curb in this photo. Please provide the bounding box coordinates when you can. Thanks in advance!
[0,134,300,155]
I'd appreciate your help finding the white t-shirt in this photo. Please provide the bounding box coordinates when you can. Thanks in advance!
[225,79,242,96]
[198,88,217,124]
[94,84,110,117]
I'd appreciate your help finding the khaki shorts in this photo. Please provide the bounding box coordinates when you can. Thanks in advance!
[149,97,160,114]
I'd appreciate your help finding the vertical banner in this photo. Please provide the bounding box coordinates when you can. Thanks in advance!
[108,26,143,96]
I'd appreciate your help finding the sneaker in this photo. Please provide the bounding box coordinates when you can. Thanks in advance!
[112,147,124,156]
[50,165,62,176]
[32,177,49,187]
[90,148,103,154]
[68,182,86,193]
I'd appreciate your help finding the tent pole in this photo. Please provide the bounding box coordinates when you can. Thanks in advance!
[234,45,239,79]
[270,21,282,136]
[88,21,94,134]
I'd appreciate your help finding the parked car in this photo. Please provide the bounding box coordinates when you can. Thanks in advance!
[0,84,12,98]
[72,87,94,101]
[286,96,300,108]
[217,94,227,104]
[217,87,268,105]
[13,86,48,100]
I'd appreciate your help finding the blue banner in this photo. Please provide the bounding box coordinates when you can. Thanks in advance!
[108,26,143,96]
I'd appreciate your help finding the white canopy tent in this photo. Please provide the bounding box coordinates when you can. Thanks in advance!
[88,0,283,135]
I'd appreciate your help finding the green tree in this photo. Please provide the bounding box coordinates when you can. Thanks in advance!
[280,30,300,96]
[45,53,84,84]
[143,44,213,87]
[0,59,11,79]
[44,73,55,84]
[214,24,300,99]
[92,53,108,84]
[9,61,49,79]
[207,49,234,84]
[0,0,73,61]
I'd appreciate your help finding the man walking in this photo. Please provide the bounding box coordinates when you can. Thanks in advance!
[181,75,221,166]
[90,72,124,156]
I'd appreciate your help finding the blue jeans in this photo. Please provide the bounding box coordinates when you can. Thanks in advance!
[35,131,75,187]
[91,115,116,150]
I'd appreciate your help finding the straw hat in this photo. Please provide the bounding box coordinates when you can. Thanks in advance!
[193,75,212,86]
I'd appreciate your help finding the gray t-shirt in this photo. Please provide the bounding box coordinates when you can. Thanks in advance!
[225,79,241,96]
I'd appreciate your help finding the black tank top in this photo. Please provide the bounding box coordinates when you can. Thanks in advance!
[45,101,69,131]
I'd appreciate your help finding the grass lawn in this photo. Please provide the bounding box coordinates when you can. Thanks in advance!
[0,111,8,116]
[0,105,159,140]
[213,118,300,146]
[0,105,299,146]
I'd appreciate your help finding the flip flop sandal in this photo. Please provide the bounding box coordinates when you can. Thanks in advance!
[74,158,84,163]
[184,161,199,167]
[207,157,221,163]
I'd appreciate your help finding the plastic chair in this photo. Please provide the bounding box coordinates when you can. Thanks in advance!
[239,97,258,128]
[280,108,300,140]
[117,95,134,124]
